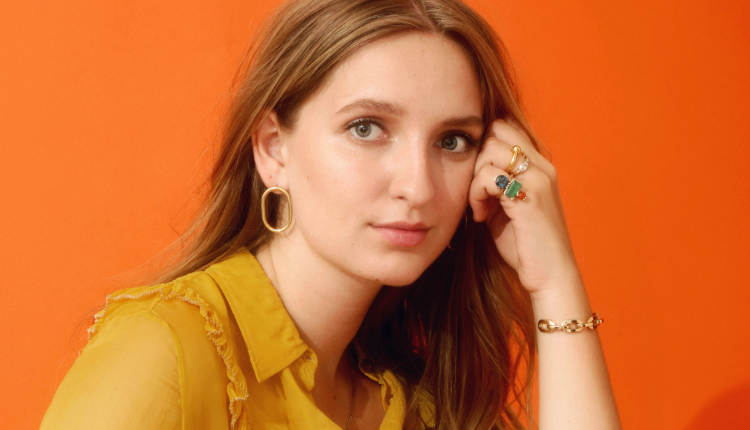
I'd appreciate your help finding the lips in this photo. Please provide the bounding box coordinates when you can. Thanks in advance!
[371,221,429,247]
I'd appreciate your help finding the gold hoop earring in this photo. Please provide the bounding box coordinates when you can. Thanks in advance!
[261,187,293,233]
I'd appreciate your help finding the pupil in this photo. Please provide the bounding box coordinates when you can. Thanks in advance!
[356,123,371,137]
[443,136,458,150]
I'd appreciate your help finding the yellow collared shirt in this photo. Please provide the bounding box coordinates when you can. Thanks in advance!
[41,249,433,430]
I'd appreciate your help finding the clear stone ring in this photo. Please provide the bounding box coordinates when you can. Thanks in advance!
[507,145,529,177]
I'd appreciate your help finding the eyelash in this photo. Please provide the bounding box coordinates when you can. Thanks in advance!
[344,118,481,150]
[346,118,386,139]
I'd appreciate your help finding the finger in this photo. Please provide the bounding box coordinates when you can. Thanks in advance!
[468,163,507,222]
[503,117,530,140]
[488,119,536,156]
[474,136,514,176]
[475,133,540,182]
[487,119,554,176]
[473,158,548,215]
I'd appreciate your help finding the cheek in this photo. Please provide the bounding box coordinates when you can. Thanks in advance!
[441,159,476,208]
[288,135,381,228]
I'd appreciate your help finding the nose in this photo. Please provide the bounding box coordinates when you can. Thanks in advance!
[388,140,436,207]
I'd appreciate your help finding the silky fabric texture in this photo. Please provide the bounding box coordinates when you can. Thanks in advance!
[40,249,434,429]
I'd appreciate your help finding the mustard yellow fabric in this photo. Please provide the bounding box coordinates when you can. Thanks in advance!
[41,249,433,430]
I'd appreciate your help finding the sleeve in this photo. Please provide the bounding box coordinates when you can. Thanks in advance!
[40,311,183,430]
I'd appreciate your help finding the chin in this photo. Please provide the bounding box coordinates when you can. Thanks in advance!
[376,273,423,287]
[360,250,441,287]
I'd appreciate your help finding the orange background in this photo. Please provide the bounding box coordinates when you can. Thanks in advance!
[1,1,749,429]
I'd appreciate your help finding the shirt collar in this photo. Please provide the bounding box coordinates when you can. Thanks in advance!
[205,248,308,383]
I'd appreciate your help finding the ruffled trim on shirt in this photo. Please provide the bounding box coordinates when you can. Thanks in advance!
[87,282,249,430]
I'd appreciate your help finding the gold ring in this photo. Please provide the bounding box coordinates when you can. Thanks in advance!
[495,174,528,201]
[507,146,529,177]
[506,146,520,172]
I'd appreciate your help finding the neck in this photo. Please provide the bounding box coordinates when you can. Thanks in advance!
[254,238,383,381]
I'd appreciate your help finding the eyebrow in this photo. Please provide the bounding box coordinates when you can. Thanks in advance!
[335,98,483,128]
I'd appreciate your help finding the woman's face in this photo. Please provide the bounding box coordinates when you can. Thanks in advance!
[276,32,483,286]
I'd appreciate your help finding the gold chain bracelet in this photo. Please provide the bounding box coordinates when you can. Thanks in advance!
[537,313,603,333]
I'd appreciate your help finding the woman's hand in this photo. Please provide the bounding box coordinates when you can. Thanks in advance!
[468,118,581,299]
[470,119,622,430]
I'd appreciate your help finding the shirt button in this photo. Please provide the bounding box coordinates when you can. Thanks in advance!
[303,353,313,362]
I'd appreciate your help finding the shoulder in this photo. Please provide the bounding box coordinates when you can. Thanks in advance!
[85,268,233,361]
[88,272,216,334]
[42,310,183,429]
[65,268,241,429]
[86,266,238,385]
[87,249,264,343]
[81,251,268,429]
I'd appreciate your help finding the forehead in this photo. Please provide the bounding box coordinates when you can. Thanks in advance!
[306,32,483,122]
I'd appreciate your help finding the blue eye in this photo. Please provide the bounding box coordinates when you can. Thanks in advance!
[347,119,384,140]
[354,123,372,137]
[438,133,478,152]
[441,136,460,150]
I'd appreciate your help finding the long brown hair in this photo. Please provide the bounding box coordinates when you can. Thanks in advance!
[155,0,538,428]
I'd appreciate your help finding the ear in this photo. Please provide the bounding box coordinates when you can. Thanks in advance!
[252,110,289,189]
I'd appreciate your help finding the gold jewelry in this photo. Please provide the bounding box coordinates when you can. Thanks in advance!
[494,174,527,201]
[260,187,293,233]
[507,145,529,177]
[538,313,603,333]
[509,158,529,177]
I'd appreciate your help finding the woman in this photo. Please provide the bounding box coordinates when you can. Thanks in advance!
[40,0,620,429]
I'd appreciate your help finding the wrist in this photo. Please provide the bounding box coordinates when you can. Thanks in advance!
[527,266,584,301]
[529,273,592,321]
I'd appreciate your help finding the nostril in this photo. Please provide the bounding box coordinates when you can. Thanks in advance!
[390,175,435,205]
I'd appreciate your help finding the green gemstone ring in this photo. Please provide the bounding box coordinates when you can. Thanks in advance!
[504,179,523,200]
